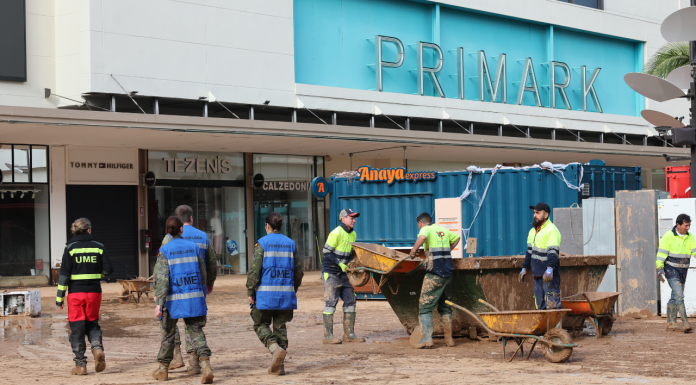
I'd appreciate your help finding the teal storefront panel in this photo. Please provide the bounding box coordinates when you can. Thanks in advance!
[294,0,641,116]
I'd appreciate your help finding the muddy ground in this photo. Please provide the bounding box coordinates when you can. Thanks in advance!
[0,272,693,384]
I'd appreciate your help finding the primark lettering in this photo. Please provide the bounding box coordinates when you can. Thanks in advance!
[374,35,602,112]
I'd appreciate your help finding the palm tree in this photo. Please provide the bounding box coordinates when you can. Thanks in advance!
[644,42,690,79]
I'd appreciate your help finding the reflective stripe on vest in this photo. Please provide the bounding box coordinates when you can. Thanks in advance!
[666,261,690,269]
[69,248,104,256]
[256,233,297,311]
[160,238,206,320]
[71,274,103,280]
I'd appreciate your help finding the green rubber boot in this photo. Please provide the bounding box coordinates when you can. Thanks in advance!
[666,303,678,331]
[678,303,693,333]
[343,312,366,343]
[442,313,455,347]
[410,313,434,349]
[322,313,342,344]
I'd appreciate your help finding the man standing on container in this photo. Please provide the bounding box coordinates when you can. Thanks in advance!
[656,213,695,333]
[155,204,218,373]
[408,213,460,349]
[321,208,365,344]
[519,203,562,310]
[247,212,304,375]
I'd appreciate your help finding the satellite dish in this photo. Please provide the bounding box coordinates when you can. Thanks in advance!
[641,109,685,128]
[666,65,692,90]
[662,6,696,42]
[624,72,686,102]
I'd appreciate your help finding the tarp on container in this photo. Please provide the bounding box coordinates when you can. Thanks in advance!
[329,163,640,257]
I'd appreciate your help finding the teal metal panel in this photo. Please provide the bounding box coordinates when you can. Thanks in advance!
[294,0,641,114]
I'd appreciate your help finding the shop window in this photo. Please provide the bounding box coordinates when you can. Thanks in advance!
[253,154,326,271]
[0,143,49,279]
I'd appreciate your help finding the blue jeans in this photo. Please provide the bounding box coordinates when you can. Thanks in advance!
[322,272,356,314]
[533,272,561,310]
[666,265,687,306]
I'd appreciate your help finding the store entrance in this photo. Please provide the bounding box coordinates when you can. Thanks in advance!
[148,186,247,274]
[254,199,313,260]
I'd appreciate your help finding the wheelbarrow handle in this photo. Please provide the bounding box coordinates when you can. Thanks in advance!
[445,300,499,338]
[478,298,501,312]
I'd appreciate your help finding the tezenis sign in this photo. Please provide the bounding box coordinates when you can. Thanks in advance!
[357,166,437,184]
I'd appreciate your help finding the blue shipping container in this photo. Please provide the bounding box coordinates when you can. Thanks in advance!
[329,164,641,257]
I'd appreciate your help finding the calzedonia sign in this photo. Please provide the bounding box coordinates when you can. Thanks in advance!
[357,166,437,184]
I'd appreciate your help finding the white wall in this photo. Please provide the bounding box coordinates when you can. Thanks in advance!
[84,0,296,107]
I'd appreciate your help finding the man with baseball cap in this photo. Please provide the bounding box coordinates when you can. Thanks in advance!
[320,208,365,344]
[519,202,562,310]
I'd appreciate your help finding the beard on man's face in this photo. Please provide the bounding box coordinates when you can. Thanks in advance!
[532,217,545,228]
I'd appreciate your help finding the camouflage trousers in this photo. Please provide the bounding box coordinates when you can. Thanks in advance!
[419,273,453,315]
[250,304,294,350]
[157,309,211,363]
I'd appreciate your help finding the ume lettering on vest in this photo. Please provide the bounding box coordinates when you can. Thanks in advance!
[176,276,200,286]
[270,269,291,279]
[76,256,98,263]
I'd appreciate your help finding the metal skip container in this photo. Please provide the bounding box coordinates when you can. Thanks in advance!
[377,255,613,337]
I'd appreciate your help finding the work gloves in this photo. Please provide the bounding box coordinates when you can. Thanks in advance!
[409,251,417,259]
[543,267,553,282]
[657,269,665,283]
[339,263,348,273]
[518,268,526,283]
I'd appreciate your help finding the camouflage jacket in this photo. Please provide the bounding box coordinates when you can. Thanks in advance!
[246,230,304,297]
[154,236,207,307]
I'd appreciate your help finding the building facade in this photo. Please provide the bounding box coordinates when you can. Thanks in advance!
[0,0,689,281]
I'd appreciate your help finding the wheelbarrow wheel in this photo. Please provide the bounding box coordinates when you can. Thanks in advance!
[542,328,573,363]
[118,287,129,304]
[347,262,370,287]
[601,317,613,335]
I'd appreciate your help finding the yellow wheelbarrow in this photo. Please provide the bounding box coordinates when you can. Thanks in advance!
[117,279,154,304]
[346,243,423,295]
[447,299,577,363]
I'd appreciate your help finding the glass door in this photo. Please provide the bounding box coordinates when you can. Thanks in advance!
[148,186,247,274]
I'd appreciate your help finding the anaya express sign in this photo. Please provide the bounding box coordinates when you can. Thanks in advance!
[357,166,437,184]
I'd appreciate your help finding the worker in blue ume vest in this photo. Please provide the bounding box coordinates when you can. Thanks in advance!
[247,212,304,376]
[519,203,562,310]
[153,216,213,383]
[656,213,696,333]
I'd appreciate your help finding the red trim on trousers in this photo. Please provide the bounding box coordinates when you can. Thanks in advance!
[67,292,102,322]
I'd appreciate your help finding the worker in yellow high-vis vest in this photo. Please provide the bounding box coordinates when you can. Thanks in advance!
[656,213,696,333]
[321,208,365,344]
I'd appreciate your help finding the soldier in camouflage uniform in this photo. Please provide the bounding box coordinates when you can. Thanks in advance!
[153,216,213,383]
[154,205,218,372]
[247,212,304,375]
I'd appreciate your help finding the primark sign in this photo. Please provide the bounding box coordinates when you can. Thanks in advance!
[374,35,602,113]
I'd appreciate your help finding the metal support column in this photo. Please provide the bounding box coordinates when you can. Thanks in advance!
[110,96,116,112]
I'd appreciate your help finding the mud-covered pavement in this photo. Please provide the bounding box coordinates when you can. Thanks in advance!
[0,272,694,384]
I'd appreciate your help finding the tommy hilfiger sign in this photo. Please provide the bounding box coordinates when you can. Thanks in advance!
[69,162,134,169]
[66,147,139,185]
